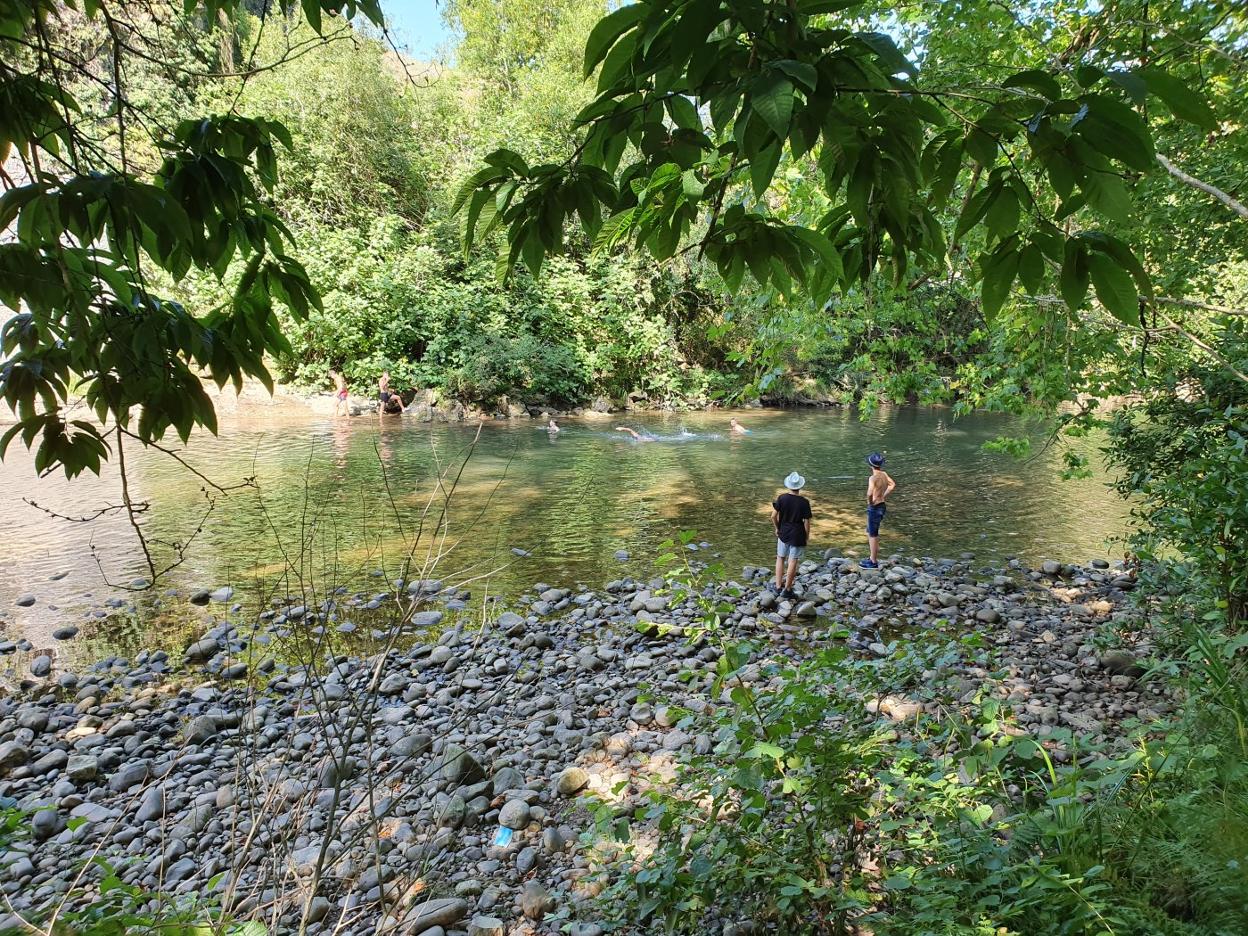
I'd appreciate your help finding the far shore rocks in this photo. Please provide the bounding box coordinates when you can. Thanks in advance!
[0,552,1164,936]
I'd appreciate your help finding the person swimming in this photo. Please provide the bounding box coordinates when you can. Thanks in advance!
[729,417,751,435]
[547,418,560,434]
[615,426,655,442]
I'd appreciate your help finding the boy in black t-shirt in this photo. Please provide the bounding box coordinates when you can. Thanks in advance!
[772,471,813,599]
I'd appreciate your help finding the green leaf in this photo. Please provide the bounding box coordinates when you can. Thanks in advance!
[521,229,544,277]
[583,2,648,78]
[597,30,638,94]
[751,143,783,197]
[451,166,507,215]
[751,73,795,139]
[485,148,530,175]
[667,95,702,131]
[1086,251,1139,325]
[300,0,321,33]
[1081,170,1131,223]
[1060,240,1089,311]
[984,186,1019,241]
[1075,95,1155,172]
[1108,69,1148,105]
[591,208,636,253]
[965,128,997,168]
[981,246,1020,318]
[1018,243,1045,294]
[1075,64,1105,88]
[955,181,996,240]
[774,59,818,92]
[858,32,914,76]
[1002,69,1061,101]
[1078,231,1153,300]
[1138,67,1217,131]
[747,741,785,759]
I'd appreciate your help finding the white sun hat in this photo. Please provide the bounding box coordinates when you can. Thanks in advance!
[783,471,806,490]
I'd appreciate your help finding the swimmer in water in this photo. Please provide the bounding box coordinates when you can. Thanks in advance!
[730,417,751,435]
[615,426,655,442]
[547,418,560,434]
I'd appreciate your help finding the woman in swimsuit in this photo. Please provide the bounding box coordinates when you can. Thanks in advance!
[331,370,349,417]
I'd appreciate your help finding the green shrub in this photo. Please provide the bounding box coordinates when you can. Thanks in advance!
[1107,327,1248,624]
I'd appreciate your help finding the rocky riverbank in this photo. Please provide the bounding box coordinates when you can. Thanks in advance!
[0,553,1166,936]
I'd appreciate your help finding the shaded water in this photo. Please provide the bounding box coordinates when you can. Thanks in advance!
[0,407,1131,646]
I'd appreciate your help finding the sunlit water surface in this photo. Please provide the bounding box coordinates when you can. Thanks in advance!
[0,407,1131,649]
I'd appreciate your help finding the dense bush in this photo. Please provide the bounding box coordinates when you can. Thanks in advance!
[1107,326,1248,624]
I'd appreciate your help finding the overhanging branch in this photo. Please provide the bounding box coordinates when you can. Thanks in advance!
[1156,153,1248,221]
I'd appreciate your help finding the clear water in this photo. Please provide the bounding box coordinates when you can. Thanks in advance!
[0,407,1131,646]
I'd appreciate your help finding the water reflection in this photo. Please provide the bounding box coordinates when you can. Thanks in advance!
[0,407,1130,644]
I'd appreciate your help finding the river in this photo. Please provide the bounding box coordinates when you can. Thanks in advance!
[0,406,1131,650]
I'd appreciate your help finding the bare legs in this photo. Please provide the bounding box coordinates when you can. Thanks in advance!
[868,534,880,564]
[774,555,799,591]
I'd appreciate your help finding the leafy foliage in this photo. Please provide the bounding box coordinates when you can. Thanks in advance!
[460,0,1219,319]
[1108,327,1248,623]
[0,0,381,476]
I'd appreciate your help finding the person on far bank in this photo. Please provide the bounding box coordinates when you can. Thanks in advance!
[861,452,896,569]
[772,471,812,599]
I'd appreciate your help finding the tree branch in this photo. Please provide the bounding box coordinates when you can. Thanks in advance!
[1156,153,1248,221]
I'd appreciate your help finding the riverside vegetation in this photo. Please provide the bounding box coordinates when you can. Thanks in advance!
[3,0,1248,933]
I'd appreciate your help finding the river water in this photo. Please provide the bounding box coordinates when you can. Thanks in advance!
[0,407,1131,647]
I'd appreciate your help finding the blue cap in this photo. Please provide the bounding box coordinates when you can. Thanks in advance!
[867,452,885,468]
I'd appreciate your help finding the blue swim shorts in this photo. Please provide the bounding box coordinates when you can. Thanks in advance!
[777,540,805,560]
[866,503,887,537]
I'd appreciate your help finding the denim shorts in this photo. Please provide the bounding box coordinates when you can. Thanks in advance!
[866,503,887,537]
[777,540,805,560]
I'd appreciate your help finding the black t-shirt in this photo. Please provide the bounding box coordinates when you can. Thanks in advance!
[773,492,812,546]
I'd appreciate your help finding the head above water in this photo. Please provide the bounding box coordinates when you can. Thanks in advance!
[783,471,806,491]
[867,452,886,469]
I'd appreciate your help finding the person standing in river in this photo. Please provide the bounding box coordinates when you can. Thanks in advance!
[378,371,403,414]
[331,369,349,417]
[861,452,896,569]
[772,471,812,599]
